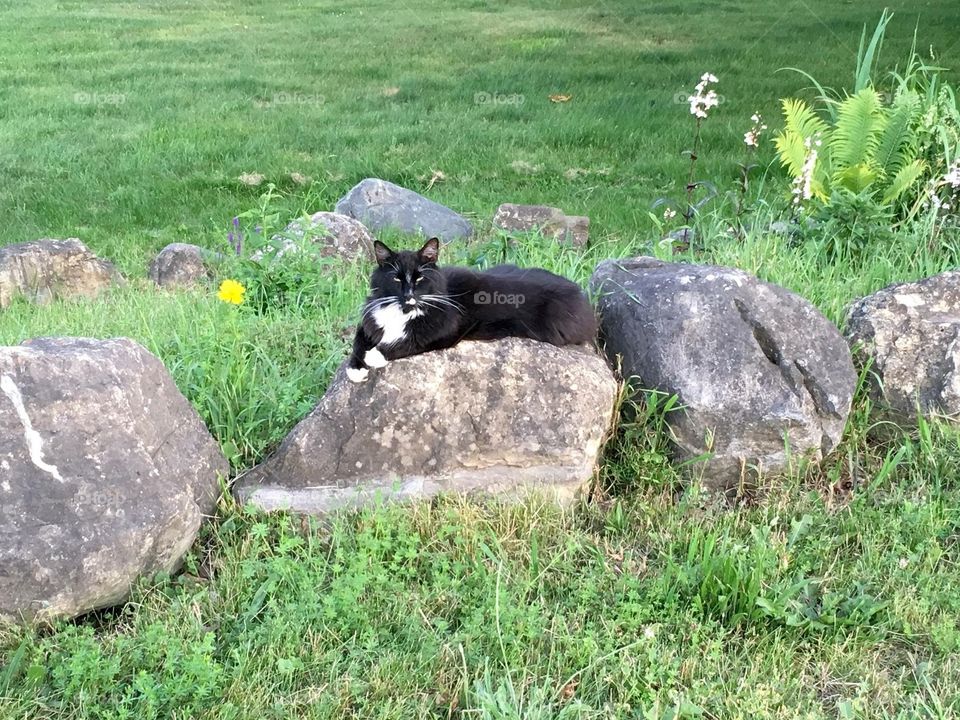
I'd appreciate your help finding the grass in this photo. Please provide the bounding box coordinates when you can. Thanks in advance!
[2,0,960,717]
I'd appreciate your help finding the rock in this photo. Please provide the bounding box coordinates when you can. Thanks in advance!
[148,243,220,287]
[845,271,960,421]
[663,228,697,252]
[590,257,855,491]
[0,337,229,622]
[234,338,617,514]
[769,220,794,236]
[335,178,473,241]
[492,203,589,247]
[264,211,376,262]
[768,218,817,238]
[0,238,122,309]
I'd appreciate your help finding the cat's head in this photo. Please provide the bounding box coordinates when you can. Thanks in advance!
[369,238,444,312]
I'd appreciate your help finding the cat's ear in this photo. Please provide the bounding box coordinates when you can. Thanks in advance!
[418,238,440,265]
[373,241,395,266]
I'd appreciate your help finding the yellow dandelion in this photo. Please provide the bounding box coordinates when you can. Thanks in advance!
[217,279,246,305]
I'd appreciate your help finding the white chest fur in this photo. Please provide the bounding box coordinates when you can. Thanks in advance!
[372,302,422,346]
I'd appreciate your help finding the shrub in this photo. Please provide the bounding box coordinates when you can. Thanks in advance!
[774,11,960,256]
[775,88,927,216]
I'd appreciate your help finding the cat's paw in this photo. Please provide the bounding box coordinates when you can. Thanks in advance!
[346,366,369,383]
[364,348,389,368]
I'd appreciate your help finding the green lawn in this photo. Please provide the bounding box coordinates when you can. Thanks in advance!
[2,1,960,718]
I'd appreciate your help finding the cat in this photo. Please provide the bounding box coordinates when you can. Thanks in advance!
[346,238,597,382]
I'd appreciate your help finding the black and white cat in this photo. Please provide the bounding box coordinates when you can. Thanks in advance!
[346,238,596,382]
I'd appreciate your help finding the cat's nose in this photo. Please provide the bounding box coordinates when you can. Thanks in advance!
[404,297,417,306]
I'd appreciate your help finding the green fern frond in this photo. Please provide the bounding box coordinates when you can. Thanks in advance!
[809,177,830,203]
[833,163,880,193]
[783,98,830,137]
[774,98,829,177]
[881,159,927,203]
[774,132,808,178]
[874,90,921,176]
[830,88,885,169]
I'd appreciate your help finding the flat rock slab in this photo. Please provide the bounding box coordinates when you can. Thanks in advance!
[234,337,617,514]
[335,178,473,241]
[846,270,960,421]
[264,211,376,262]
[0,337,229,622]
[492,203,589,246]
[0,238,121,308]
[148,243,220,287]
[591,257,855,491]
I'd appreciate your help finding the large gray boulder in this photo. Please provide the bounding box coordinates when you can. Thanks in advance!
[335,178,473,241]
[0,238,121,309]
[0,337,229,622]
[591,257,855,491]
[262,211,376,262]
[492,203,589,247]
[846,271,960,421]
[148,243,220,288]
[234,338,617,514]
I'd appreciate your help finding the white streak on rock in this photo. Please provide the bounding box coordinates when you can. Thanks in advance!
[0,374,65,482]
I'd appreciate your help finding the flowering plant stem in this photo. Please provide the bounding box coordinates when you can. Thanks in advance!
[683,119,703,246]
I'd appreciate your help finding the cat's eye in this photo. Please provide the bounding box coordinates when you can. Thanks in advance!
[393,276,402,282]
[415,277,424,284]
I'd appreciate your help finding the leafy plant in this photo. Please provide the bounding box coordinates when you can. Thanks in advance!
[775,87,926,212]
[597,386,684,494]
[775,10,960,244]
[800,186,897,258]
[890,28,960,180]
[661,525,778,627]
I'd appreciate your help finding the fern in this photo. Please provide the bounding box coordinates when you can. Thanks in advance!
[774,98,829,177]
[829,88,885,171]
[881,159,926,203]
[874,90,921,177]
[835,163,879,193]
[774,9,955,234]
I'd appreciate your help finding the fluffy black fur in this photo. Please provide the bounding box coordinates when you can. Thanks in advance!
[347,238,596,378]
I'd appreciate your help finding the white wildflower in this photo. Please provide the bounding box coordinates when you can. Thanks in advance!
[944,160,960,189]
[688,72,719,119]
[744,112,768,148]
[792,136,820,205]
[663,207,677,220]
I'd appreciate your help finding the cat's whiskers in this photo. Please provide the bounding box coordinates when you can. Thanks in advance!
[362,296,399,322]
[417,299,453,315]
[362,297,394,317]
[420,293,465,314]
